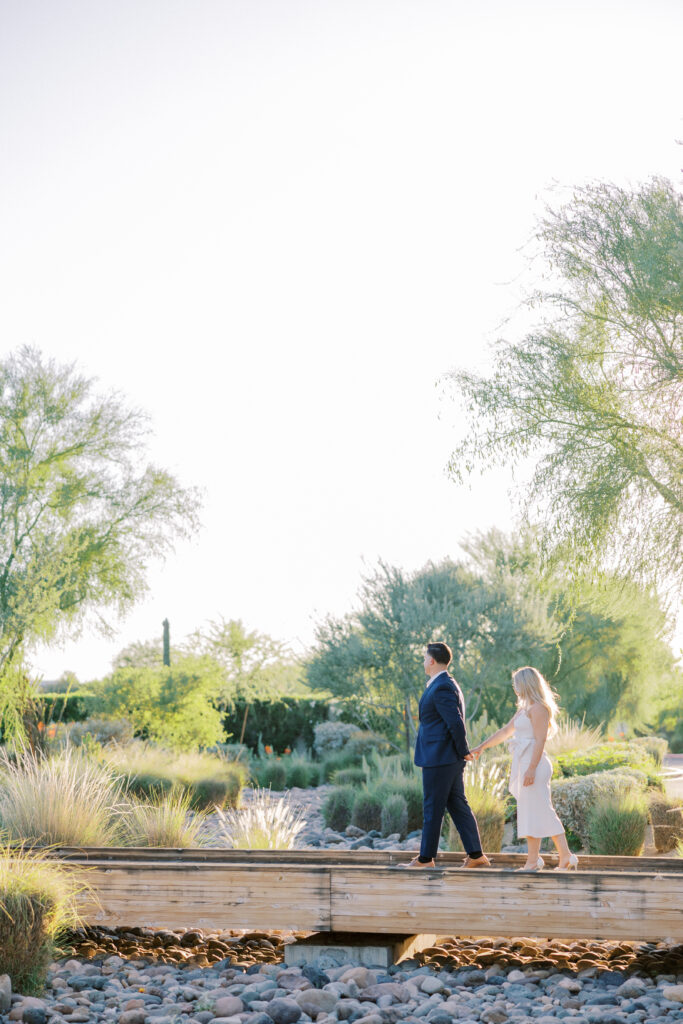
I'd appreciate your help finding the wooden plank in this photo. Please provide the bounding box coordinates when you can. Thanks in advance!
[74,863,330,933]
[330,867,683,941]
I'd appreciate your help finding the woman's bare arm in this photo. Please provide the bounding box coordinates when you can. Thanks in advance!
[523,704,550,785]
[471,716,516,757]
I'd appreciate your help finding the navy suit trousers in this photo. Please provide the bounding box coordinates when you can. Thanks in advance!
[420,761,483,860]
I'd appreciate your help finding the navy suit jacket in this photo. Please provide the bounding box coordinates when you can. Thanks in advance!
[414,671,470,767]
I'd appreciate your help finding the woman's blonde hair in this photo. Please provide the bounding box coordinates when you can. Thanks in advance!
[512,666,560,736]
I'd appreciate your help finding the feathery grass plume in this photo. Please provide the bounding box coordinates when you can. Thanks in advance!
[121,789,208,848]
[0,747,126,847]
[546,717,604,756]
[587,787,649,856]
[215,788,306,850]
[0,841,84,992]
[448,761,509,853]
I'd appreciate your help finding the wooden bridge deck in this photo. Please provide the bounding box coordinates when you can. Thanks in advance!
[53,848,683,943]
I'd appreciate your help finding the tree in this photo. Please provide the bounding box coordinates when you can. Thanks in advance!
[447,178,683,585]
[306,559,559,749]
[0,347,200,710]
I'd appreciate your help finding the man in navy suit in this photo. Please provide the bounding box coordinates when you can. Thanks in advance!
[403,641,490,869]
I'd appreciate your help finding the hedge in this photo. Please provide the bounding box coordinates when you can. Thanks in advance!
[222,697,333,753]
[40,692,99,723]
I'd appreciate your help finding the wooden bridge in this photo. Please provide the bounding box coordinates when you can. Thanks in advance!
[55,848,683,946]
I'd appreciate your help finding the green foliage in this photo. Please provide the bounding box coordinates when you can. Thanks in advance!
[0,844,81,993]
[632,735,668,766]
[121,790,208,847]
[556,742,659,783]
[447,178,683,585]
[189,771,243,810]
[551,768,650,848]
[351,789,384,833]
[321,749,362,781]
[104,744,245,809]
[648,792,683,852]
[224,697,331,753]
[322,786,356,832]
[587,789,649,856]
[381,794,408,839]
[447,762,508,853]
[253,759,287,791]
[93,656,226,750]
[65,717,134,747]
[215,789,306,850]
[313,721,360,755]
[0,346,200,727]
[345,731,391,759]
[545,717,604,757]
[333,767,366,787]
[283,756,320,789]
[40,692,99,723]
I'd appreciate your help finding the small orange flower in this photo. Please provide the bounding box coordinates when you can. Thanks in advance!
[47,725,57,739]
[284,747,292,755]
[37,721,45,733]
[607,735,615,742]
[264,744,273,755]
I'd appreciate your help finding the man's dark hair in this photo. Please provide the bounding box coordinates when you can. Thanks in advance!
[426,641,452,666]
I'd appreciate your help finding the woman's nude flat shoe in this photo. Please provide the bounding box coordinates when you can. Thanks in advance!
[515,856,545,872]
[554,853,579,872]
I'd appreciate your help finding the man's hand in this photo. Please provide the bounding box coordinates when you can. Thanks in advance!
[523,767,536,787]
[469,745,483,761]
[464,752,474,762]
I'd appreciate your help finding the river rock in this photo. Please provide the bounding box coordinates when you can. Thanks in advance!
[0,976,11,1014]
[264,997,302,1024]
[338,967,377,989]
[662,984,683,1002]
[212,996,244,1017]
[420,976,444,995]
[119,1012,147,1024]
[294,988,336,1015]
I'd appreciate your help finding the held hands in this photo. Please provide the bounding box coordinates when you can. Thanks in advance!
[469,746,483,761]
[523,767,536,787]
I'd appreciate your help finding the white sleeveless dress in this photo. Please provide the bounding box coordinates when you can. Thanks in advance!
[508,709,564,839]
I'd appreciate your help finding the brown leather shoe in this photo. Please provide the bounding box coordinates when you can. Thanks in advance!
[459,854,491,869]
[398,856,436,869]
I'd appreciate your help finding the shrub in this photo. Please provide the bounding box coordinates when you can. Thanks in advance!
[648,792,683,852]
[447,762,508,854]
[546,718,604,757]
[322,786,356,832]
[313,721,359,756]
[215,788,305,849]
[556,742,659,782]
[0,844,81,993]
[321,749,360,780]
[381,794,408,839]
[0,748,126,847]
[66,717,134,748]
[253,759,287,791]
[189,769,243,810]
[124,772,175,798]
[223,697,331,753]
[104,744,245,808]
[587,789,648,856]
[345,731,391,759]
[633,736,668,766]
[122,790,207,847]
[390,777,423,832]
[551,768,650,848]
[40,692,100,724]
[284,756,319,789]
[351,789,384,833]
[333,767,367,787]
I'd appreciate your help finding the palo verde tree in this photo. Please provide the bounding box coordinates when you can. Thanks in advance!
[448,177,683,585]
[0,347,200,732]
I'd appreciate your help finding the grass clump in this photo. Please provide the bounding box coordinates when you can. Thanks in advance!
[121,789,207,848]
[556,743,659,783]
[447,762,508,854]
[381,794,408,839]
[215,788,305,850]
[333,767,366,787]
[587,788,649,856]
[632,736,668,766]
[551,768,649,849]
[104,743,245,808]
[0,747,125,847]
[648,792,683,852]
[322,786,356,832]
[351,789,383,833]
[0,844,82,993]
[253,759,287,791]
[546,718,604,757]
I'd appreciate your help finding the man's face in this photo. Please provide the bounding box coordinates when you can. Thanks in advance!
[423,650,435,675]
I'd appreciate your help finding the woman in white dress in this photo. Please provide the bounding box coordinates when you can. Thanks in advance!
[471,666,578,872]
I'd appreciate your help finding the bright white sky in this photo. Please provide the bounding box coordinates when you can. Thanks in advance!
[1,0,682,680]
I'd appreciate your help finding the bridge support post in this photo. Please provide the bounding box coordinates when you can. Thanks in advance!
[284,932,441,968]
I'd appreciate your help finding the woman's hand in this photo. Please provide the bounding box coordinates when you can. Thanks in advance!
[470,745,483,760]
[522,767,536,787]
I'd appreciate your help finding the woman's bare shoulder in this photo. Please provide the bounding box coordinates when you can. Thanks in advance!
[527,702,550,721]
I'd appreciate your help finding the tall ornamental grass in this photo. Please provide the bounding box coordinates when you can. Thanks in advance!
[447,762,508,853]
[104,743,245,808]
[0,748,126,847]
[215,788,306,850]
[121,789,207,848]
[0,843,82,993]
[546,718,604,757]
[587,788,649,856]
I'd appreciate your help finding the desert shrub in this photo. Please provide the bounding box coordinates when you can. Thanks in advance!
[313,721,359,756]
[211,742,251,766]
[0,844,81,993]
[322,786,356,832]
[284,756,318,789]
[215,788,305,849]
[447,762,508,853]
[551,768,650,848]
[40,692,99,724]
[122,789,207,847]
[189,769,243,809]
[587,789,648,856]
[351,789,384,833]
[321,749,360,781]
[66,717,134,748]
[105,744,245,808]
[632,736,668,766]
[546,718,604,757]
[345,731,391,759]
[253,759,287,791]
[381,794,408,839]
[124,772,175,798]
[556,743,659,782]
[92,657,227,750]
[333,767,366,787]
[0,747,126,847]
[388,777,423,832]
[648,792,683,852]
